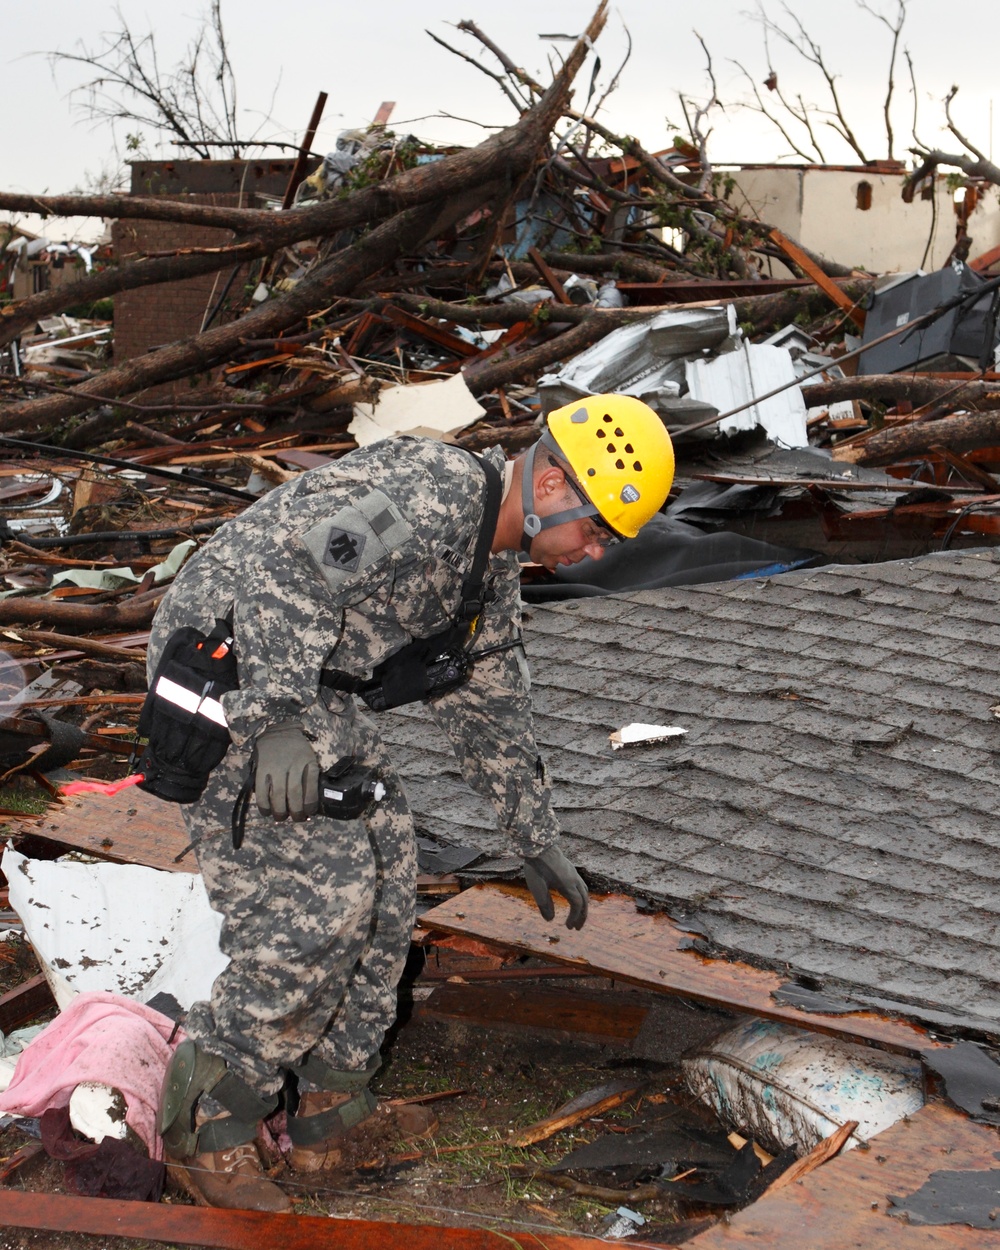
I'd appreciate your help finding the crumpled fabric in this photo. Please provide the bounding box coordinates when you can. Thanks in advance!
[40,1106,165,1201]
[0,990,181,1161]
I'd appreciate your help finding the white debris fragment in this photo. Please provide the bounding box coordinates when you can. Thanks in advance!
[1,847,227,1010]
[609,723,688,750]
[69,1082,129,1143]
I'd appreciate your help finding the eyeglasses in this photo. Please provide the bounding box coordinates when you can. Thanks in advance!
[565,475,622,548]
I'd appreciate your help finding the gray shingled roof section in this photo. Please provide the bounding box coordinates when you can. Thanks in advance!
[382,548,1000,1035]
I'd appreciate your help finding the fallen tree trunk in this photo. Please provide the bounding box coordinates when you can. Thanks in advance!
[464,319,615,394]
[390,277,873,332]
[0,5,606,350]
[804,375,1000,412]
[834,408,1000,466]
[0,11,607,431]
[0,591,164,631]
[0,199,446,433]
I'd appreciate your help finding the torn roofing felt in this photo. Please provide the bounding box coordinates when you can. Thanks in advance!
[384,547,1000,1035]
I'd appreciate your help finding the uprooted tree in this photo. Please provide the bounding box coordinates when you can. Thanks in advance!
[0,1,881,443]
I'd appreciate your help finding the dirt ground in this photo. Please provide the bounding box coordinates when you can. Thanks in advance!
[0,926,748,1250]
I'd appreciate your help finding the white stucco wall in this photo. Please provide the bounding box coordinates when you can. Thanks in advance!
[725,167,1000,275]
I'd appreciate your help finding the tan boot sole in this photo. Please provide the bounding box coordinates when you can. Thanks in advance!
[166,1159,292,1213]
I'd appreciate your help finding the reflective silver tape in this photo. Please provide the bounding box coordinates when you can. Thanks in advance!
[155,675,228,728]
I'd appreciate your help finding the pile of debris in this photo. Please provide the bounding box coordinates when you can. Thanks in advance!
[1,4,1000,1241]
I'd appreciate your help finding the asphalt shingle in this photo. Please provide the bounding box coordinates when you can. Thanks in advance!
[395,548,1000,1036]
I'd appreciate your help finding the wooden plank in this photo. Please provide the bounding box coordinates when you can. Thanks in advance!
[0,972,55,1033]
[17,785,190,872]
[382,305,481,358]
[685,1101,1000,1248]
[527,246,573,306]
[762,1120,857,1194]
[417,885,946,1055]
[418,981,647,1041]
[970,243,1000,273]
[768,229,867,330]
[0,1190,600,1250]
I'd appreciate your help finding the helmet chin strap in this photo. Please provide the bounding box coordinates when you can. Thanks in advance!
[520,434,599,556]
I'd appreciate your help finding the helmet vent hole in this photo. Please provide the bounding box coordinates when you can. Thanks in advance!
[587,468,596,477]
[614,427,624,438]
[615,458,625,470]
[596,430,606,439]
[624,443,634,454]
[634,460,642,471]
[603,414,613,423]
[606,443,616,453]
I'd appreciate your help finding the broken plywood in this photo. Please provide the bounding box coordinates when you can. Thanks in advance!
[418,884,945,1055]
[14,785,189,872]
[685,1100,1000,1247]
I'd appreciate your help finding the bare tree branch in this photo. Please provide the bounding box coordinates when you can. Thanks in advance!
[730,58,819,162]
[907,148,1000,189]
[425,30,527,115]
[857,0,906,161]
[944,85,990,163]
[47,1,248,160]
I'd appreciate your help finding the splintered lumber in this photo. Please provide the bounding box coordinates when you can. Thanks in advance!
[7,629,147,661]
[768,229,866,330]
[761,1120,858,1195]
[0,1192,606,1250]
[417,885,947,1055]
[0,1141,45,1185]
[684,1101,998,1248]
[511,1080,641,1146]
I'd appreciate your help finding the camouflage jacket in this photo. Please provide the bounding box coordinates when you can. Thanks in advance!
[150,437,558,857]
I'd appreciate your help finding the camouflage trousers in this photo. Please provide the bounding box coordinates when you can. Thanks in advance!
[180,714,416,1098]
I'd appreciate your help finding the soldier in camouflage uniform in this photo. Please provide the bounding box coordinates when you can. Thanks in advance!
[151,395,674,1210]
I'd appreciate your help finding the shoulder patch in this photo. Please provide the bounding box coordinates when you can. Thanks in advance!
[323,527,366,572]
[300,489,412,595]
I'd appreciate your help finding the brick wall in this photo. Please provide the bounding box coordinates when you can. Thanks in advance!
[113,193,256,370]
[113,161,299,390]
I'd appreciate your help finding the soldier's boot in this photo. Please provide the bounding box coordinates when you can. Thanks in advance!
[287,1057,439,1173]
[159,1039,290,1212]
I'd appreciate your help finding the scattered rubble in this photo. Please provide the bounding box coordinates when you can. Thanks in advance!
[2,3,1000,1243]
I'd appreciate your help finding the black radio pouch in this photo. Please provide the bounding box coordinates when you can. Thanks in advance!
[136,617,239,803]
[321,453,502,714]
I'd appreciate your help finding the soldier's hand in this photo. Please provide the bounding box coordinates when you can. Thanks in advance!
[254,723,320,822]
[522,844,589,930]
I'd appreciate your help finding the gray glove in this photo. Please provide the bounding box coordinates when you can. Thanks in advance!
[522,844,589,930]
[254,724,320,822]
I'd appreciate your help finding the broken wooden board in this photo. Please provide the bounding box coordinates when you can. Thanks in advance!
[418,885,945,1056]
[417,980,648,1042]
[7,785,189,872]
[0,1190,610,1250]
[684,1100,1000,1247]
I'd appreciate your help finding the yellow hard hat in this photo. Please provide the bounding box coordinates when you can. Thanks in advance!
[546,394,675,538]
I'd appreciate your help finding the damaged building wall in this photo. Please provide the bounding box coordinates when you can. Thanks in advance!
[728,166,1000,274]
[112,160,298,369]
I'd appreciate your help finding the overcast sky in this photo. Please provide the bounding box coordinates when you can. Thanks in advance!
[4,0,998,240]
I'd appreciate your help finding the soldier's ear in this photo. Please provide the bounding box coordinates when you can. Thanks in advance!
[535,462,568,499]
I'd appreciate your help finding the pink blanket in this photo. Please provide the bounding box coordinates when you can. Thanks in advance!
[0,990,181,1160]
